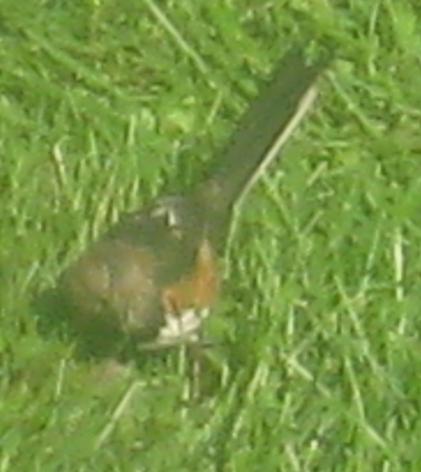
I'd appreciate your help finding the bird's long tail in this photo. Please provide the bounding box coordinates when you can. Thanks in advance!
[199,46,328,211]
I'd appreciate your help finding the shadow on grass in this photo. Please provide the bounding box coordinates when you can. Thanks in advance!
[32,286,226,396]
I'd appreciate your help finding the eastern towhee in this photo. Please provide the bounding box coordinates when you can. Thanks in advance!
[57,45,328,357]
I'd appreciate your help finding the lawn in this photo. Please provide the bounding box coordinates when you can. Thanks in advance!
[1,0,421,470]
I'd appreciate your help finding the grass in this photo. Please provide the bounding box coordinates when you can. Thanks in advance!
[1,0,421,470]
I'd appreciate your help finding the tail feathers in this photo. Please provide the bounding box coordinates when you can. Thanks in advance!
[200,46,329,210]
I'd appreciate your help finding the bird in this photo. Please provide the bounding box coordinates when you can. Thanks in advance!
[57,45,328,359]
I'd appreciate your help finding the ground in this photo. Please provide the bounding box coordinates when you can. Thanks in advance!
[1,0,421,470]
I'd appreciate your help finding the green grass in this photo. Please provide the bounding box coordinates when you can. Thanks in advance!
[2,0,421,470]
